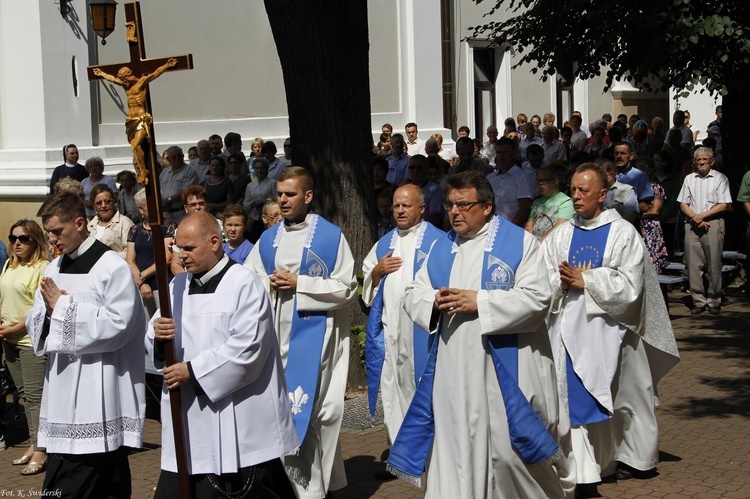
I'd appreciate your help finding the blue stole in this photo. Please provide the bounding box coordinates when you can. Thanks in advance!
[257,214,341,446]
[387,216,559,484]
[365,221,445,417]
[565,223,612,425]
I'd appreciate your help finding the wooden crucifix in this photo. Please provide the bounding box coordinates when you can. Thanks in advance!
[87,2,193,497]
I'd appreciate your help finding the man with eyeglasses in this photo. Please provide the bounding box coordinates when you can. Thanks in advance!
[159,146,199,224]
[282,138,292,166]
[542,163,679,495]
[170,186,213,275]
[389,171,572,498]
[525,166,574,241]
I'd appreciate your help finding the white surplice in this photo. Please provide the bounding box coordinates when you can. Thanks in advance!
[26,237,146,454]
[362,224,429,444]
[542,209,680,479]
[244,214,357,499]
[146,258,298,475]
[403,222,574,499]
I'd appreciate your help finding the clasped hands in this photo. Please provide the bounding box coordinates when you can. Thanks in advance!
[269,269,298,291]
[434,287,478,316]
[40,277,67,314]
[690,214,710,231]
[558,261,585,291]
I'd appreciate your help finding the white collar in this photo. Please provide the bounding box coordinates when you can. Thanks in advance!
[191,254,230,286]
[67,235,96,259]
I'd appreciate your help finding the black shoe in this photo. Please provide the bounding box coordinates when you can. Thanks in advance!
[615,462,655,480]
[373,469,397,481]
[691,306,706,315]
[575,483,599,498]
[708,307,720,315]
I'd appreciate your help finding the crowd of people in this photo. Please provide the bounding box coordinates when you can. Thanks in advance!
[0,107,745,498]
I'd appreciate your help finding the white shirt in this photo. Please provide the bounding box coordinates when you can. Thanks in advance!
[488,165,534,222]
[406,138,426,156]
[677,169,732,214]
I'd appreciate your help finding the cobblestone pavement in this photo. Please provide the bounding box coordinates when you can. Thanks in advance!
[1,288,749,498]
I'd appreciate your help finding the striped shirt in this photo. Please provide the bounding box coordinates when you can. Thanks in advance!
[676,169,732,214]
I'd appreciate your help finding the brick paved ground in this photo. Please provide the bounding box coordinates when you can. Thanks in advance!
[2,287,749,498]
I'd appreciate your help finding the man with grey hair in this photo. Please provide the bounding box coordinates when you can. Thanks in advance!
[677,147,732,314]
[189,139,212,185]
[159,145,199,224]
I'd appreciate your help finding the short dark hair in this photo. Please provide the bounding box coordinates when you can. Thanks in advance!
[227,153,245,169]
[182,185,207,204]
[455,136,473,150]
[444,171,495,215]
[209,155,227,176]
[409,154,428,169]
[261,141,277,155]
[38,192,86,223]
[613,141,633,153]
[89,183,115,204]
[222,203,248,225]
[224,132,241,147]
[495,137,517,151]
[458,125,471,135]
[405,122,418,130]
[526,144,544,157]
[209,134,222,142]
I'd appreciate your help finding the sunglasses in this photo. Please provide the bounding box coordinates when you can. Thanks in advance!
[9,234,32,244]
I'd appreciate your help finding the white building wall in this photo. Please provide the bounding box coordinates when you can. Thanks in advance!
[0,0,450,199]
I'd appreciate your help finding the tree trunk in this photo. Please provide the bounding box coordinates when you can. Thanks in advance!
[265,1,374,387]
[720,77,749,251]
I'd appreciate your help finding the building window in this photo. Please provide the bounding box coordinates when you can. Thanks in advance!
[473,48,496,138]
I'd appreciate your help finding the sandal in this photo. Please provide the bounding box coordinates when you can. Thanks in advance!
[20,461,47,476]
[12,454,32,466]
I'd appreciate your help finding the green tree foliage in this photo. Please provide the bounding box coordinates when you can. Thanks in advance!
[471,0,750,97]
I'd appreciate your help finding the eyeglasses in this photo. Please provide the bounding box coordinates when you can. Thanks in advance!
[185,201,207,208]
[443,201,483,212]
[94,198,114,206]
[9,234,32,244]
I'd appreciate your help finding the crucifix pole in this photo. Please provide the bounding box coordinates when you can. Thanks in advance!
[87,3,193,497]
